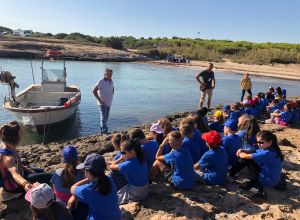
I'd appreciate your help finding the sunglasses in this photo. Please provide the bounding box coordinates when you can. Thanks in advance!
[256,141,265,144]
[121,151,127,155]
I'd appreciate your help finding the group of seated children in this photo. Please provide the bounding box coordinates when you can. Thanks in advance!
[0,86,295,220]
[208,86,299,127]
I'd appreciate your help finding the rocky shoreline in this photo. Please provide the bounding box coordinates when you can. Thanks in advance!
[1,109,300,219]
[0,36,148,62]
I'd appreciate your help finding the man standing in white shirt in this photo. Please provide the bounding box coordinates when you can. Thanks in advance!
[93,68,114,134]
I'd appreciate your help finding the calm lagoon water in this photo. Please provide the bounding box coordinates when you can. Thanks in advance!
[0,58,299,144]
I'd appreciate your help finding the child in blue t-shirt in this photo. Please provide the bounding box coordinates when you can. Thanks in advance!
[51,146,88,220]
[291,101,300,122]
[194,131,228,185]
[179,120,201,163]
[222,120,242,167]
[68,153,121,220]
[209,110,225,135]
[235,130,284,198]
[186,115,209,157]
[109,134,128,190]
[129,128,159,172]
[111,134,122,161]
[270,103,292,125]
[110,139,149,204]
[243,101,254,116]
[150,131,196,190]
[267,99,280,114]
[228,115,260,179]
[258,93,268,115]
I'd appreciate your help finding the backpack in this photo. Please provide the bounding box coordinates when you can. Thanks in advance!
[0,148,20,191]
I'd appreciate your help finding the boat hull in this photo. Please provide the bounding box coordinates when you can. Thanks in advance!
[6,104,79,126]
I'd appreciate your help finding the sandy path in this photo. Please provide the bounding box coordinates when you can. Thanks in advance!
[141,59,300,81]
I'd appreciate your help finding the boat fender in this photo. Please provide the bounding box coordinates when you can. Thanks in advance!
[64,94,79,108]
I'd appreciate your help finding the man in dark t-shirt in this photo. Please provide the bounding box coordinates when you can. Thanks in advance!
[196,63,216,110]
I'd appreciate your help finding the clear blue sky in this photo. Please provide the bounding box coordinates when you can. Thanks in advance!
[1,0,300,43]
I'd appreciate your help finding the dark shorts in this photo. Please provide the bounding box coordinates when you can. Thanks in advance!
[162,167,177,189]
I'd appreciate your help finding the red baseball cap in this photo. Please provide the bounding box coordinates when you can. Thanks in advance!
[201,131,222,148]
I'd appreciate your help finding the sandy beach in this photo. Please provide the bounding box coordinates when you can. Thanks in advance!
[142,59,300,81]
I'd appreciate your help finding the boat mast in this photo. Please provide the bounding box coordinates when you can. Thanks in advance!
[30,59,36,84]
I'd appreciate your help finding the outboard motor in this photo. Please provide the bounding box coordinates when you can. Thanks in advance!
[0,71,19,103]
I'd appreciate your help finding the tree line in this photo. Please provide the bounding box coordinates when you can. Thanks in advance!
[1,26,300,65]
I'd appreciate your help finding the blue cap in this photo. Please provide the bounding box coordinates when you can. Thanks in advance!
[224,119,238,131]
[223,105,230,112]
[76,153,106,172]
[63,146,78,163]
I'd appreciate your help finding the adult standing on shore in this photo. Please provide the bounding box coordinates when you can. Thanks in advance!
[240,73,252,101]
[93,68,114,135]
[196,63,216,110]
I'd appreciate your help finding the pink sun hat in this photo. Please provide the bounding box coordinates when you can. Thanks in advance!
[25,183,55,209]
[150,123,164,134]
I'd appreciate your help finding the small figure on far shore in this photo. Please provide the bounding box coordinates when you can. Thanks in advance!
[196,63,216,110]
[240,73,252,102]
[93,68,114,135]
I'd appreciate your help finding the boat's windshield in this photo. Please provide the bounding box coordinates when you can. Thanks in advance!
[42,69,65,82]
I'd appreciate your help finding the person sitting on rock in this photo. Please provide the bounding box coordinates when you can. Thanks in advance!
[109,134,128,191]
[110,139,149,204]
[25,183,73,220]
[193,110,210,133]
[228,115,260,179]
[267,103,292,126]
[209,110,225,136]
[194,131,228,185]
[180,118,208,163]
[222,120,242,168]
[68,153,121,220]
[129,128,159,173]
[50,145,88,220]
[146,123,165,145]
[0,121,52,197]
[150,131,196,190]
[158,118,175,154]
[235,130,284,198]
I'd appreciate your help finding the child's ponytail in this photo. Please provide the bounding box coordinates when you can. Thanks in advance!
[133,138,146,165]
[122,139,146,165]
[90,170,112,196]
[257,130,284,161]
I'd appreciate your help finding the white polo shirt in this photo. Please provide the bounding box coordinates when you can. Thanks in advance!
[96,79,114,107]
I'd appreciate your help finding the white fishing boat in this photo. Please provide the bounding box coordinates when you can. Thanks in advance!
[1,60,81,134]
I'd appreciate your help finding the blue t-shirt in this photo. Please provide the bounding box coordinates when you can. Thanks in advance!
[270,105,280,113]
[245,107,254,116]
[164,147,196,190]
[237,130,258,151]
[209,122,224,133]
[254,105,260,117]
[278,100,288,109]
[50,168,84,197]
[142,140,159,172]
[222,134,242,166]
[229,111,239,122]
[114,151,122,161]
[252,148,283,187]
[182,136,200,163]
[74,178,121,220]
[198,147,228,185]
[259,99,268,108]
[239,108,245,116]
[291,110,300,122]
[118,157,148,187]
[280,111,292,123]
[193,129,209,159]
